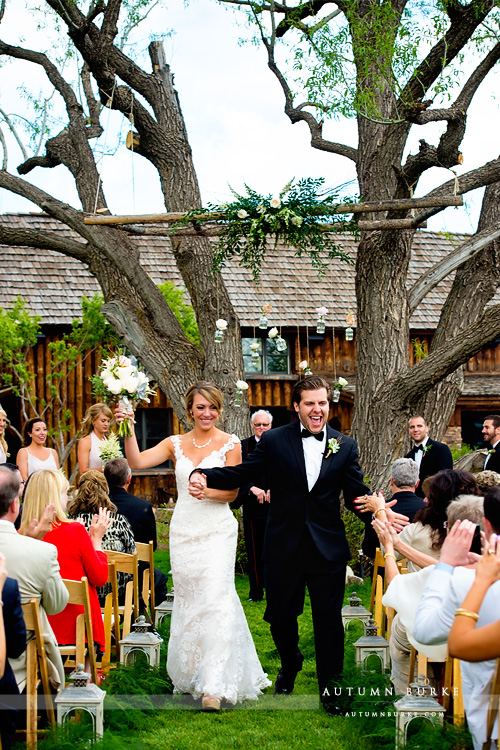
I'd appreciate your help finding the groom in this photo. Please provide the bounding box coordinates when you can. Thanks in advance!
[189,375,372,702]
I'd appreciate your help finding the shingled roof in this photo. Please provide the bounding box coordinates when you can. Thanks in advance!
[0,212,478,330]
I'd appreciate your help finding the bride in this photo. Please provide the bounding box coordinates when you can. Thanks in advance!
[119,381,270,710]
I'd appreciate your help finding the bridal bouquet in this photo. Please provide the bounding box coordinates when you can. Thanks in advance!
[98,433,124,462]
[91,354,156,437]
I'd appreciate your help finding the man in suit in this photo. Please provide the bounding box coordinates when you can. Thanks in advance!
[404,415,453,498]
[189,376,376,703]
[0,466,68,692]
[388,458,425,521]
[482,414,500,473]
[231,409,272,602]
[0,565,26,750]
[104,458,168,605]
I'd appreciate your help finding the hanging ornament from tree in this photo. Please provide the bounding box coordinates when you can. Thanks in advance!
[234,380,249,408]
[345,312,355,341]
[259,304,272,330]
[214,318,227,343]
[316,306,328,334]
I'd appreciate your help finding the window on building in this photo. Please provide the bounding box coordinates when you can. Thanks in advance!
[134,408,172,468]
[242,337,290,375]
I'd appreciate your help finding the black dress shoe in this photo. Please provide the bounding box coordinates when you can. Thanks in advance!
[273,654,304,695]
[321,700,343,717]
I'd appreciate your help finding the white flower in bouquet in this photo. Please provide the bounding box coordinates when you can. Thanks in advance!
[92,353,156,437]
[215,319,228,331]
[270,198,281,209]
[268,327,279,339]
[291,215,303,227]
[237,209,249,219]
[99,433,123,462]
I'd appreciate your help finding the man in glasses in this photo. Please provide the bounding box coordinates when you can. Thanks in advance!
[231,410,273,601]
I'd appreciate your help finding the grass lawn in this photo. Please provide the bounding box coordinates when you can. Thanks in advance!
[30,550,473,750]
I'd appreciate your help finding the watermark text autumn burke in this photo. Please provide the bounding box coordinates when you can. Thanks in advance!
[322,686,459,698]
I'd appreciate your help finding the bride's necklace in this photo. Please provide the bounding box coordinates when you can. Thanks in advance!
[192,436,212,449]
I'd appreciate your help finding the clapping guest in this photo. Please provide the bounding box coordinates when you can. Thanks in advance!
[20,470,111,656]
[77,404,113,475]
[67,470,136,604]
[16,418,59,481]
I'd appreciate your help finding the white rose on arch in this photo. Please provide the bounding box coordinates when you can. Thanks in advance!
[269,198,281,209]
[237,209,249,219]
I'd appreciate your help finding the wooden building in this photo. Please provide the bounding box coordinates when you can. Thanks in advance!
[1,212,499,501]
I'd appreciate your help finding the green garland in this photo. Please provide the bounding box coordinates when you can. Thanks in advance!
[177,178,358,280]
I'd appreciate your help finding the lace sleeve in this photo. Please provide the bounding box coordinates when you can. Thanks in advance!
[219,434,241,457]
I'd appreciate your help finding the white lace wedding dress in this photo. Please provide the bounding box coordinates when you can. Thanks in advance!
[167,434,271,704]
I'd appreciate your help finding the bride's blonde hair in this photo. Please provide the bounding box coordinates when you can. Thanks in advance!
[184,382,223,425]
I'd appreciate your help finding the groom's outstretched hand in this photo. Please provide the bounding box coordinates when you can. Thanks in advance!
[189,471,206,499]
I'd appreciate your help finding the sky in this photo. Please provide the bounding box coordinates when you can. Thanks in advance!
[0,0,499,234]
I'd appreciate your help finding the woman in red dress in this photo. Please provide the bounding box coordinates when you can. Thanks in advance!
[20,469,111,653]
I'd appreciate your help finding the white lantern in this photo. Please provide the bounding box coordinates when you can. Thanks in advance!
[119,615,163,668]
[354,618,390,672]
[55,664,105,740]
[341,591,372,632]
[394,675,445,749]
[154,584,174,626]
[345,326,354,341]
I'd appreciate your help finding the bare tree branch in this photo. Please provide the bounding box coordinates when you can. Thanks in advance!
[390,302,500,402]
[0,107,28,161]
[399,0,494,107]
[0,125,7,170]
[0,224,88,261]
[409,223,500,312]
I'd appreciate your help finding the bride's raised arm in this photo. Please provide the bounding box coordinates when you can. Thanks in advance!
[116,406,174,469]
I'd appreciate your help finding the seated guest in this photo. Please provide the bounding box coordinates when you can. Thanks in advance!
[414,486,500,750]
[19,470,110,656]
[363,469,480,571]
[0,554,27,750]
[475,469,500,495]
[16,418,59,481]
[67,470,136,604]
[374,494,484,695]
[0,466,68,693]
[386,458,425,521]
[104,458,168,605]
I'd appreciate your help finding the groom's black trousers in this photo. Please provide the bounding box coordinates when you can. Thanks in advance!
[263,530,346,692]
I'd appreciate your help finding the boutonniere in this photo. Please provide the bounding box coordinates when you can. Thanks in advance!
[488,449,496,455]
[325,437,342,459]
[423,444,432,455]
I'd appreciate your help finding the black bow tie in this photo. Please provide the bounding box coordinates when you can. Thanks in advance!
[301,428,324,441]
[414,444,424,451]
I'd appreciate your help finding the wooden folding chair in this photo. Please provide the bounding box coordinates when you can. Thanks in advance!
[21,598,56,746]
[104,550,139,639]
[136,541,155,615]
[370,548,385,612]
[59,577,98,685]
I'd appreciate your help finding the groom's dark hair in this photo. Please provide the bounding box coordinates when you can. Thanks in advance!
[292,376,331,406]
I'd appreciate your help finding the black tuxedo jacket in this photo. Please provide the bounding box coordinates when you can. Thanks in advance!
[202,421,367,565]
[0,577,26,701]
[388,490,425,522]
[108,487,157,549]
[404,437,453,498]
[485,444,500,473]
[231,435,269,521]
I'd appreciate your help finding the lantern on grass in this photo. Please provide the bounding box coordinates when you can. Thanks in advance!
[341,591,372,631]
[55,664,105,741]
[394,675,445,749]
[119,615,163,668]
[154,583,175,626]
[354,618,390,672]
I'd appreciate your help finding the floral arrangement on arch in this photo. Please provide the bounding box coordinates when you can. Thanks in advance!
[177,178,357,280]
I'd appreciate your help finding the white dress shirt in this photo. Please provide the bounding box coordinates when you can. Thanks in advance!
[301,429,326,491]
[413,565,500,750]
[413,436,429,471]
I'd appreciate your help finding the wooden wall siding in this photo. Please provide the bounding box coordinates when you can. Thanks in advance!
[297,332,356,375]
[466,342,500,373]
[129,471,177,507]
